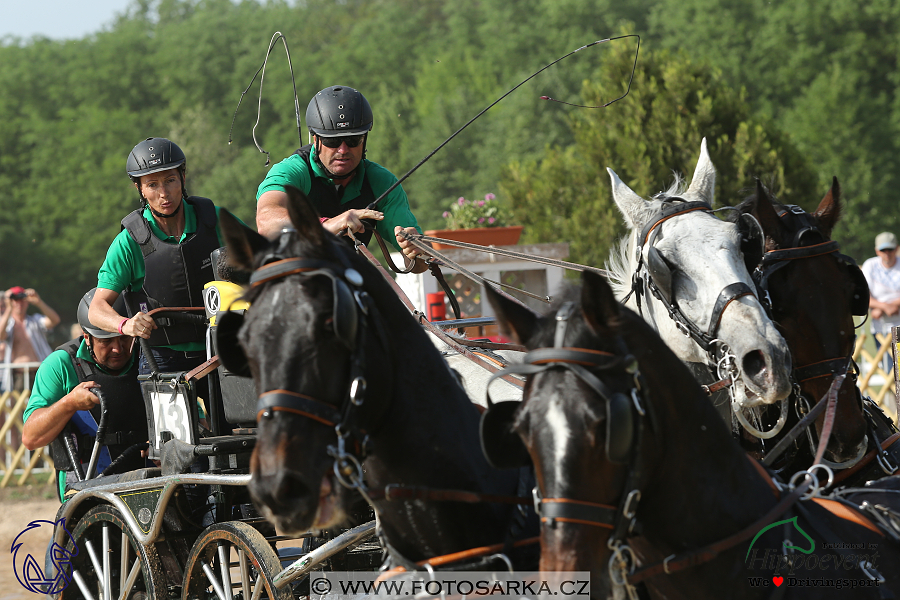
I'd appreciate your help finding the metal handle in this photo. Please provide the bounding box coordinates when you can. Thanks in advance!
[85,389,108,480]
[122,292,159,375]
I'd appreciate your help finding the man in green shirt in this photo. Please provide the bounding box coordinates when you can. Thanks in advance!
[89,137,234,379]
[256,85,429,273]
[22,289,146,501]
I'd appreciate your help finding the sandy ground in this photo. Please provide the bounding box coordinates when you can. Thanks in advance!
[0,483,62,600]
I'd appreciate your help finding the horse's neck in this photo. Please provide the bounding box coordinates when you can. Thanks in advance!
[638,357,779,553]
[365,295,518,499]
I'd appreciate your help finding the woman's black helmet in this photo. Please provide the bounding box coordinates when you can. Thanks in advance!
[126,137,186,180]
[78,288,126,339]
[306,86,373,138]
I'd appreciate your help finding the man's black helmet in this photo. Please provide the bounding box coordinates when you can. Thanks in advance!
[78,288,126,339]
[126,137,186,179]
[306,86,373,137]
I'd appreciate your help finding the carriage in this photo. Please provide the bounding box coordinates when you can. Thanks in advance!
[45,273,384,600]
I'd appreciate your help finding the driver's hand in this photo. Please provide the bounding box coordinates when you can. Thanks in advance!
[395,226,423,261]
[68,382,101,411]
[324,209,383,236]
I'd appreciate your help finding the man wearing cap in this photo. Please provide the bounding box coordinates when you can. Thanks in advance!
[0,287,60,391]
[22,289,146,502]
[862,232,900,372]
[256,85,429,273]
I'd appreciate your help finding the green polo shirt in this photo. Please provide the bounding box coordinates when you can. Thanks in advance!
[24,340,205,501]
[96,201,234,351]
[256,147,421,249]
[24,340,138,500]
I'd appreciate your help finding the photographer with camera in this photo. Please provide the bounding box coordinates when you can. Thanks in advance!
[0,286,60,391]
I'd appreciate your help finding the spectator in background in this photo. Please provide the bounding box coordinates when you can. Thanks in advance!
[0,286,60,390]
[862,232,900,374]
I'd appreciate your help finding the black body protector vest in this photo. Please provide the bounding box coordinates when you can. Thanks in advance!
[48,339,147,474]
[295,145,376,246]
[121,197,219,346]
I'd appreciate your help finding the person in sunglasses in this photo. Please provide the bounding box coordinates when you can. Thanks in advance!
[256,85,428,272]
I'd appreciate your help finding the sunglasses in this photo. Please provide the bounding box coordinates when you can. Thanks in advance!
[318,134,365,149]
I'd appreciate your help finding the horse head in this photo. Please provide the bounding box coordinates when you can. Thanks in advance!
[485,271,788,598]
[739,177,869,464]
[608,138,792,407]
[484,272,669,598]
[219,187,392,534]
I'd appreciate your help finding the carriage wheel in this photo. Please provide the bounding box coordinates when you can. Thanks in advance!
[61,504,166,600]
[181,521,290,600]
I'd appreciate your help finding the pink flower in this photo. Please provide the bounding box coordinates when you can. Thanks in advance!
[457,197,466,206]
[488,217,496,224]
[442,211,450,218]
[478,217,485,224]
[485,193,496,201]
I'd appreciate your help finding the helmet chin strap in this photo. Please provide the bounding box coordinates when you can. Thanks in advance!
[147,200,183,220]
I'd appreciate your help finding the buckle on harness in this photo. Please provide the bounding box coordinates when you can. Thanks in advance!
[877,450,899,475]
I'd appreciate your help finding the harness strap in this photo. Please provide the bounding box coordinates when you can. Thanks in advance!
[256,390,342,426]
[539,498,617,529]
[793,357,853,383]
[638,202,711,247]
[368,484,530,505]
[628,480,811,585]
[249,258,337,287]
[760,240,840,266]
[707,282,754,338]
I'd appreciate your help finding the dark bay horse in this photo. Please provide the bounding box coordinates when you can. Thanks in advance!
[482,271,898,599]
[737,178,896,477]
[217,188,537,567]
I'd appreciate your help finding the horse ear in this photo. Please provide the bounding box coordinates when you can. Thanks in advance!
[220,209,270,271]
[484,285,539,347]
[685,137,716,204]
[812,176,841,239]
[581,271,620,336]
[284,186,327,246]
[752,179,786,249]
[607,167,652,229]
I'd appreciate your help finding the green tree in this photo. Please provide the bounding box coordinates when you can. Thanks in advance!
[501,39,818,269]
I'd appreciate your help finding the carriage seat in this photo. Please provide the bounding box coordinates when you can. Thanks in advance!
[161,435,257,476]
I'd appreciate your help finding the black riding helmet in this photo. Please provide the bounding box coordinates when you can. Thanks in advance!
[78,288,127,340]
[126,137,189,210]
[306,86,373,138]
[126,137,186,179]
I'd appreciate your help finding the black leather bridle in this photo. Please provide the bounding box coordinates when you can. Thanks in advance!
[624,198,759,367]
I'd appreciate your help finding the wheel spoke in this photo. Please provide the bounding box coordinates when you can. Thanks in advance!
[120,532,129,594]
[84,539,106,591]
[102,524,112,600]
[72,568,99,600]
[217,542,233,595]
[251,576,264,600]
[117,558,142,600]
[239,548,251,599]
[200,559,229,600]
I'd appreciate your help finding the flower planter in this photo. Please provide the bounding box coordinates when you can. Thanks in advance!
[424,226,524,250]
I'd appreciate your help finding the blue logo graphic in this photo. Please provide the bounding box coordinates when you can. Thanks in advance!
[11,518,79,594]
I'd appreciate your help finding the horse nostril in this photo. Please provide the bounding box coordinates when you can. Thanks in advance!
[742,350,767,380]
[275,472,311,507]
